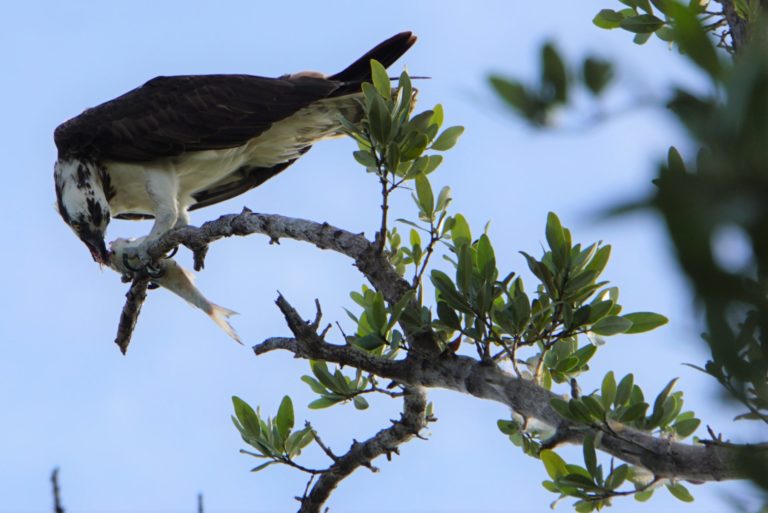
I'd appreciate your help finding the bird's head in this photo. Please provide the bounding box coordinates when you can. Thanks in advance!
[54,159,112,265]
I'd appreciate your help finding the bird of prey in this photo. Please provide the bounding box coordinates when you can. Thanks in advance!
[54,32,417,267]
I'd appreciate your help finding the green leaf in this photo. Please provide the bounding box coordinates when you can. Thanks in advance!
[615,374,634,407]
[353,150,378,169]
[497,419,519,435]
[585,300,614,324]
[232,396,261,438]
[556,473,599,490]
[605,464,629,490]
[367,91,391,144]
[667,146,686,174]
[541,43,568,103]
[651,378,679,424]
[650,0,670,14]
[619,402,649,422]
[275,396,294,440]
[301,375,328,395]
[542,480,559,493]
[489,75,533,114]
[353,396,369,410]
[574,501,595,513]
[593,9,625,29]
[250,461,276,473]
[431,270,472,313]
[285,427,313,458]
[310,360,338,391]
[573,344,597,367]
[400,131,429,160]
[370,59,392,98]
[583,57,614,95]
[636,0,653,13]
[436,186,452,212]
[554,356,580,373]
[635,489,654,502]
[431,126,464,151]
[633,32,653,45]
[354,333,386,351]
[370,293,387,334]
[620,14,664,33]
[436,301,461,331]
[545,212,567,266]
[581,395,606,419]
[655,26,676,41]
[623,312,669,333]
[586,245,611,275]
[540,450,568,479]
[550,397,574,420]
[415,174,434,220]
[308,396,344,409]
[583,433,598,476]
[476,234,496,278]
[569,398,596,423]
[451,214,472,247]
[667,482,695,502]
[674,417,701,438]
[591,315,633,336]
[601,371,617,410]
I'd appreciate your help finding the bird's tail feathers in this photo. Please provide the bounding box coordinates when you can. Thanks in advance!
[329,31,417,84]
[208,303,242,344]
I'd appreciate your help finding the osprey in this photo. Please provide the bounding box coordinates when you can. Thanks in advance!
[54,32,416,266]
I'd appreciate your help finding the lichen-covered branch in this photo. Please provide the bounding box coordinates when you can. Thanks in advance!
[145,208,412,306]
[114,275,151,354]
[258,293,747,484]
[298,386,429,513]
[131,210,749,486]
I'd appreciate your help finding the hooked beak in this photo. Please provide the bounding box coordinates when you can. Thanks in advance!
[83,234,111,265]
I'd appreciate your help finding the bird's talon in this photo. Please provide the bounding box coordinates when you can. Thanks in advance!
[164,246,179,259]
[122,253,145,273]
[146,263,165,279]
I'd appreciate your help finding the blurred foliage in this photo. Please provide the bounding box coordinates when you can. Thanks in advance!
[490,42,615,127]
[491,0,768,507]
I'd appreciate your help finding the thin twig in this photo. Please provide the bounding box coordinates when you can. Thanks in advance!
[298,386,430,513]
[307,422,339,463]
[51,467,65,513]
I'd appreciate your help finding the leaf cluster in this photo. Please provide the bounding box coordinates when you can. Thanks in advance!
[489,42,614,127]
[345,60,463,183]
[593,0,716,49]
[232,396,314,472]
[550,373,700,438]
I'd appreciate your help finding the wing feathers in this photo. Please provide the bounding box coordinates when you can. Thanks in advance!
[54,32,416,167]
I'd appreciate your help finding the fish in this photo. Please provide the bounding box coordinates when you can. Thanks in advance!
[109,237,242,344]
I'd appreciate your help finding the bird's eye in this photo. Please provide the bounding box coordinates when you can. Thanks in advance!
[71,222,82,231]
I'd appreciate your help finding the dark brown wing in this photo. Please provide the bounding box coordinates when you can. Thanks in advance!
[54,74,341,162]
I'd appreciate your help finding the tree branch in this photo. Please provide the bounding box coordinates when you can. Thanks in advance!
[256,294,749,484]
[298,386,429,513]
[117,210,750,486]
[114,275,151,354]
[715,0,768,52]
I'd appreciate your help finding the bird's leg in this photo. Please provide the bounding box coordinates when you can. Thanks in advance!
[173,205,208,271]
[123,169,180,270]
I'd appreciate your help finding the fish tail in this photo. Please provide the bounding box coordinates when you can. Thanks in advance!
[208,303,242,344]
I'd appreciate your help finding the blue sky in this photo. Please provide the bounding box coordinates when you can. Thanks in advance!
[1,1,759,512]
